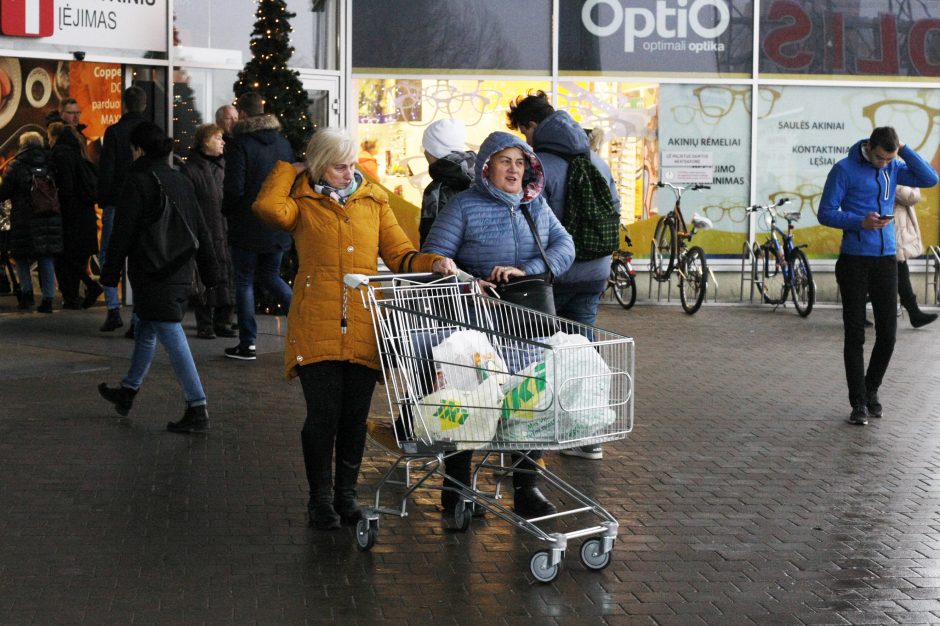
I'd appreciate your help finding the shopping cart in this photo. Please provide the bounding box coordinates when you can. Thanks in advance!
[343,271,635,582]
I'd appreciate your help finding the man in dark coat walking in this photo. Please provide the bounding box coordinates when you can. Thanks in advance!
[97,86,148,332]
[221,91,294,361]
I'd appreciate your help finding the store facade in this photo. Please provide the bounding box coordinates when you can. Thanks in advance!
[1,0,937,278]
[351,0,940,276]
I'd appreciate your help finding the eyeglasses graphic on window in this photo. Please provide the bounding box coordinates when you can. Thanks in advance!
[701,199,749,223]
[670,104,720,126]
[769,185,822,217]
[692,86,781,121]
[862,99,940,152]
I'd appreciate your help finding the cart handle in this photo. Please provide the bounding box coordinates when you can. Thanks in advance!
[343,270,475,289]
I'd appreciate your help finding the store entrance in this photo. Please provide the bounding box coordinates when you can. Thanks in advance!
[300,74,340,130]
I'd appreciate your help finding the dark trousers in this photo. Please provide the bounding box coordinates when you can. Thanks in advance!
[897,261,917,309]
[193,304,234,333]
[835,254,897,407]
[297,361,376,503]
[55,254,95,302]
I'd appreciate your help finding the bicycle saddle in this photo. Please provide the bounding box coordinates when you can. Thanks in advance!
[691,213,713,230]
[784,211,802,223]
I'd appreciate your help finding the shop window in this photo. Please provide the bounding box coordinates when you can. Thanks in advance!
[175,0,339,71]
[172,67,238,158]
[756,85,940,258]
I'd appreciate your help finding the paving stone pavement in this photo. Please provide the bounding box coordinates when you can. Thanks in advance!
[1,295,940,625]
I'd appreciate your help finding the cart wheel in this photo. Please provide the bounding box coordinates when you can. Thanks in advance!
[355,518,377,551]
[453,501,472,532]
[579,538,612,571]
[529,550,562,583]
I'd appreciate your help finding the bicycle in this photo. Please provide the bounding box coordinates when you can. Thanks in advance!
[650,181,712,314]
[607,233,636,309]
[747,197,815,317]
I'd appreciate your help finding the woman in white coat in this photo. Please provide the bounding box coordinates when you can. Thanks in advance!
[894,185,936,328]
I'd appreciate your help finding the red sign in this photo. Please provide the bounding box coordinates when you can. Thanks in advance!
[1,0,54,38]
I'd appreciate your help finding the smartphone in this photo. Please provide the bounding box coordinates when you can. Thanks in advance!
[880,214,895,221]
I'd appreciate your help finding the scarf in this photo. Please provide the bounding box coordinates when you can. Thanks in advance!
[314,175,360,205]
[489,187,524,209]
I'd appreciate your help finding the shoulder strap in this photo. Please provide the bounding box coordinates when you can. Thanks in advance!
[520,204,553,282]
[536,147,574,162]
[151,171,195,234]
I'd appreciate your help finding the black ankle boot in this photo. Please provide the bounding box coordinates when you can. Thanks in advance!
[333,489,363,525]
[36,298,53,313]
[99,308,123,332]
[167,404,210,433]
[98,383,138,417]
[513,485,557,518]
[907,305,938,328]
[308,499,341,530]
[17,291,34,310]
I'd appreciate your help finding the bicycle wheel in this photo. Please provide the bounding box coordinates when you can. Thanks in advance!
[756,243,788,305]
[679,246,707,314]
[611,261,636,309]
[789,248,815,317]
[650,215,676,281]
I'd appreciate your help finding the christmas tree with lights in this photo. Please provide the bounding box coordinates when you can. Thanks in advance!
[234,0,312,158]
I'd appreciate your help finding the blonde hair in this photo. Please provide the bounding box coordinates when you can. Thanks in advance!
[19,131,44,149]
[304,128,357,182]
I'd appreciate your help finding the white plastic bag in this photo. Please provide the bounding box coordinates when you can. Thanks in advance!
[498,332,615,443]
[413,376,503,449]
[430,329,507,390]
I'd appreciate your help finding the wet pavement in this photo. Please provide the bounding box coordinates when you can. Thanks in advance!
[2,292,940,625]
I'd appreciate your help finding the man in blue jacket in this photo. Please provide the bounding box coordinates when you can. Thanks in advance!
[507,91,620,460]
[818,126,938,425]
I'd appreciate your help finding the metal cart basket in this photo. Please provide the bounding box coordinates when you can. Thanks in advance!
[344,271,635,582]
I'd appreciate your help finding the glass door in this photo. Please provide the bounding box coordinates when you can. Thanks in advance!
[300,74,340,130]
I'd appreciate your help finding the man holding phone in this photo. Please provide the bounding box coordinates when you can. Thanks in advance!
[819,126,938,425]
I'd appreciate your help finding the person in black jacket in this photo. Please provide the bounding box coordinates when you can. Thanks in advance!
[0,132,63,313]
[97,122,220,434]
[48,122,102,310]
[183,123,235,339]
[418,119,475,246]
[221,91,294,361]
[96,86,148,332]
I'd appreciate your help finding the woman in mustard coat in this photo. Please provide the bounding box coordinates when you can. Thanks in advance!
[253,128,456,530]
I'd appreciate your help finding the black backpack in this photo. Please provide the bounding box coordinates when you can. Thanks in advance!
[29,167,61,217]
[540,149,619,261]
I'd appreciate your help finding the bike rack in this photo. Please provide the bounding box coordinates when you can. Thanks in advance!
[708,267,719,303]
[646,259,673,303]
[739,242,758,303]
[926,246,940,305]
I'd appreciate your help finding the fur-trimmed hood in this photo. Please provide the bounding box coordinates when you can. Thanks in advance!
[233,114,283,137]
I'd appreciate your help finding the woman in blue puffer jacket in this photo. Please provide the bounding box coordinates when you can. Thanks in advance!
[423,130,574,520]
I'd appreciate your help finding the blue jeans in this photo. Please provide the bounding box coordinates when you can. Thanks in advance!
[15,256,56,299]
[231,246,293,348]
[122,320,206,406]
[99,206,120,310]
[553,289,601,340]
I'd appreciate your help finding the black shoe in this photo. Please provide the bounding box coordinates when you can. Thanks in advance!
[196,327,216,339]
[81,283,103,309]
[98,382,137,417]
[214,326,237,338]
[513,486,557,518]
[124,324,135,339]
[17,291,34,310]
[166,404,210,433]
[99,308,123,332]
[224,344,256,360]
[910,310,938,329]
[866,391,883,418]
[62,297,83,310]
[309,501,341,530]
[333,491,363,526]
[848,405,868,425]
[36,298,53,313]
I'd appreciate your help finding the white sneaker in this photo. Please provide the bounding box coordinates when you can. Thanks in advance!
[561,445,603,460]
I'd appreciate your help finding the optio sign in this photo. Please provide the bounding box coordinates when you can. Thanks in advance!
[582,0,731,53]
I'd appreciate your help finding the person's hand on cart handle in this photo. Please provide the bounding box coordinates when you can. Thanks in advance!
[431,257,458,276]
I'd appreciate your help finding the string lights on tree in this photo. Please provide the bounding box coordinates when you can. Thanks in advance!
[234,0,313,159]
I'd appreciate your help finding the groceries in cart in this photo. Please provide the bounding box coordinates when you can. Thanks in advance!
[409,328,615,449]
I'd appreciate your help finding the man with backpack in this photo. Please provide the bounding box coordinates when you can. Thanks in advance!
[507,90,620,461]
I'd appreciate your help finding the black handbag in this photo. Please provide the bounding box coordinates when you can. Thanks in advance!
[494,204,556,316]
[138,172,199,278]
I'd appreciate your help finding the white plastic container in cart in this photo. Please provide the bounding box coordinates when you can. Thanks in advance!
[343,271,635,583]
